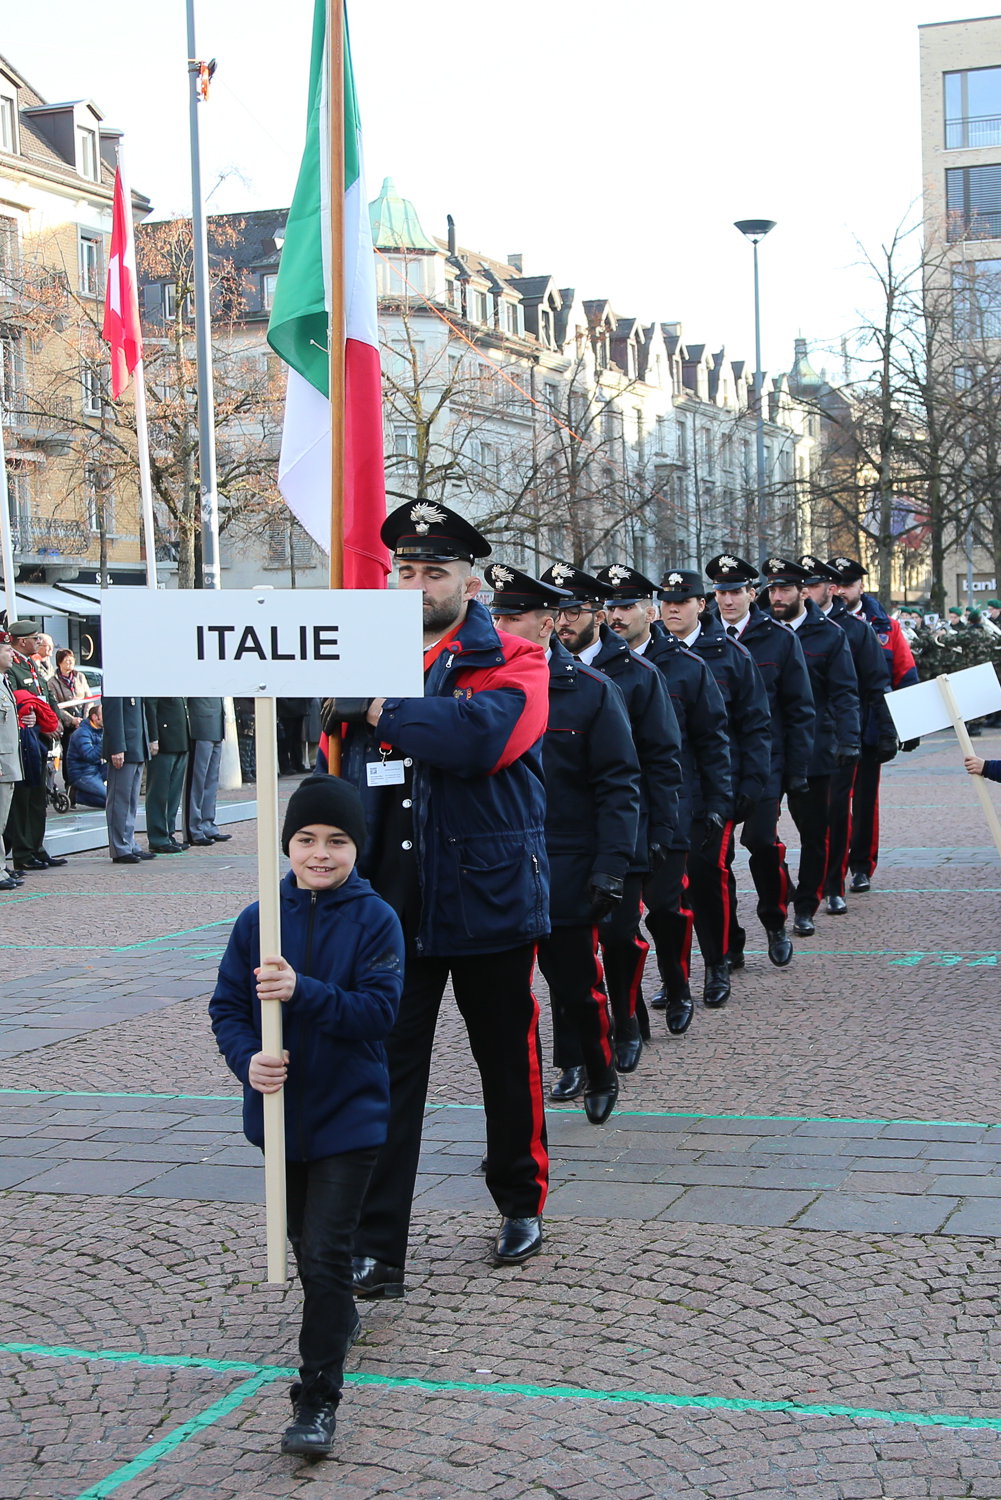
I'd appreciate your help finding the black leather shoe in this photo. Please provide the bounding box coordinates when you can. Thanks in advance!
[189,836,214,846]
[548,1066,586,1101]
[39,855,67,867]
[850,870,871,893]
[793,913,816,936]
[4,870,24,884]
[149,843,184,854]
[492,1216,542,1265]
[825,894,847,915]
[168,839,190,851]
[665,992,694,1035]
[584,1080,618,1125]
[210,832,232,842]
[615,1035,643,1073]
[727,950,745,971]
[0,877,19,891]
[766,927,793,967]
[702,962,731,1008]
[351,1256,405,1299]
[112,854,142,864]
[136,850,157,860]
[648,985,667,1010]
[281,1383,338,1457]
[17,857,48,871]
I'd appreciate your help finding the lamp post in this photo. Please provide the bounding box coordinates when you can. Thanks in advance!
[734,219,776,558]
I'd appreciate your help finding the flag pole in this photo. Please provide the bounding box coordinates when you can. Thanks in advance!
[328,0,345,594]
[115,142,159,591]
[0,409,17,624]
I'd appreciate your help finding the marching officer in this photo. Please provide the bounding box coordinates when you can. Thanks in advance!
[341,501,552,1291]
[826,556,919,892]
[658,570,771,1009]
[540,562,683,1071]
[487,564,641,1124]
[707,554,815,967]
[762,555,860,937]
[799,556,894,912]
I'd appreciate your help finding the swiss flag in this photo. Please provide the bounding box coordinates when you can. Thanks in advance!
[102,167,143,399]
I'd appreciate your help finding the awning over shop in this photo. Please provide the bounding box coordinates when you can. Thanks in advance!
[11,585,100,620]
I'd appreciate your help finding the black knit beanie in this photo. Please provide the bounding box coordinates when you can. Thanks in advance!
[281,775,367,854]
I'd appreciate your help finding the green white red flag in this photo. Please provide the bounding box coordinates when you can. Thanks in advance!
[102,168,143,400]
[267,0,388,587]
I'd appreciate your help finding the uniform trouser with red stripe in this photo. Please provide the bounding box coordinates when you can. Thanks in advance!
[728,798,792,952]
[825,761,859,897]
[848,745,881,878]
[541,926,616,1085]
[788,775,833,917]
[354,944,548,1269]
[687,817,736,966]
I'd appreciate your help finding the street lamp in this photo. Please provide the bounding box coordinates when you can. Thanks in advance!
[734,219,776,558]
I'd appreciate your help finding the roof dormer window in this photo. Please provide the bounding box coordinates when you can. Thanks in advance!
[77,125,99,181]
[0,93,17,154]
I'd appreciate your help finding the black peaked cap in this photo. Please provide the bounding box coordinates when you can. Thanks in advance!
[826,555,867,583]
[704,553,758,590]
[798,553,842,584]
[538,562,607,604]
[484,563,571,613]
[381,500,491,563]
[759,553,812,586]
[657,568,707,602]
[594,564,659,603]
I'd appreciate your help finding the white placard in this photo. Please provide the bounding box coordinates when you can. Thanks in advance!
[884,662,1001,740]
[100,589,425,698]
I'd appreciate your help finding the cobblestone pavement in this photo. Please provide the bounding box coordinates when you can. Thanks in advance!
[2,735,1001,1498]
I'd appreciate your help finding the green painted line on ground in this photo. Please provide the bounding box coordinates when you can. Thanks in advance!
[1,1087,997,1132]
[71,1371,275,1499]
[116,919,235,952]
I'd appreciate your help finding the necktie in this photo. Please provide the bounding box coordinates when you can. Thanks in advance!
[726,625,738,638]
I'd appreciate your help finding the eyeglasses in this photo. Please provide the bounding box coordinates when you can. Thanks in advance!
[554,605,597,622]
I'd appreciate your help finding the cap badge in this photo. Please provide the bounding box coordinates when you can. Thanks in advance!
[410,502,446,534]
[767,557,784,571]
[606,565,630,585]
[667,572,683,587]
[719,555,739,572]
[834,557,851,569]
[550,562,574,585]
[490,564,514,585]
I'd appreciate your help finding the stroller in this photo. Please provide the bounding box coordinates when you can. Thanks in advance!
[45,744,71,815]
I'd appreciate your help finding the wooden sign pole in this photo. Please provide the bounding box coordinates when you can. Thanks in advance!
[938,672,1001,863]
[254,695,287,1283]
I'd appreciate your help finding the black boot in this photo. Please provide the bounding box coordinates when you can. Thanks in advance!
[281,1380,339,1457]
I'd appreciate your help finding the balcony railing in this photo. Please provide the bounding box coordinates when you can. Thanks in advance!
[11,515,92,558]
[946,115,1001,150]
[2,391,76,432]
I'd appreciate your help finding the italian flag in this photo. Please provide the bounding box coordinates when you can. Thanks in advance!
[267,0,389,588]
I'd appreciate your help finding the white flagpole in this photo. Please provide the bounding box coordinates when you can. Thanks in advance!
[0,412,17,623]
[115,141,158,591]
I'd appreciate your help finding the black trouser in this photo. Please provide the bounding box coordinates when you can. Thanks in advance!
[355,944,548,1269]
[788,775,832,917]
[687,817,736,966]
[541,925,616,1083]
[4,781,48,865]
[825,761,859,897]
[287,1147,378,1395]
[728,798,792,952]
[599,851,691,1016]
[849,745,881,878]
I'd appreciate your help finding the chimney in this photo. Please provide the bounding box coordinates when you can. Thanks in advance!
[508,253,523,274]
[447,214,456,255]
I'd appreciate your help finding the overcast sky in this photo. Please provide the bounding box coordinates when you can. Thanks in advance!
[3,0,996,380]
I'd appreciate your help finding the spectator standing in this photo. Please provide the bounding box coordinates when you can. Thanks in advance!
[186,696,231,846]
[0,628,24,890]
[104,696,157,864]
[66,704,107,808]
[33,633,56,682]
[144,697,190,853]
[3,621,66,873]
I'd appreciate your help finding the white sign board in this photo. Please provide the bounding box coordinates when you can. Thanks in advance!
[100,589,425,698]
[884,662,1001,740]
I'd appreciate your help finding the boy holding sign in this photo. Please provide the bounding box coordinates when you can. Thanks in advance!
[209,775,404,1457]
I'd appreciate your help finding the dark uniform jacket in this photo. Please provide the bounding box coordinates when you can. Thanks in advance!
[343,598,550,958]
[187,697,225,742]
[590,623,684,859]
[645,624,733,833]
[103,697,151,763]
[144,697,190,755]
[735,605,815,796]
[691,614,772,809]
[783,599,861,777]
[828,598,894,746]
[855,593,919,690]
[543,637,641,925]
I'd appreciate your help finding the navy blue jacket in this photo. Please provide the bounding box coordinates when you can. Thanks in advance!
[783,599,861,777]
[736,605,816,796]
[590,623,684,860]
[645,624,733,832]
[209,869,404,1161]
[829,597,894,746]
[691,614,772,806]
[103,696,150,763]
[344,598,550,957]
[543,637,641,925]
[66,720,107,805]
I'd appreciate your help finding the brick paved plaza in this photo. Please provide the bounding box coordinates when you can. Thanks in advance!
[2,731,1001,1499]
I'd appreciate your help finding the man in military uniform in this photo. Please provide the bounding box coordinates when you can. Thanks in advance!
[2,621,67,874]
[541,562,683,1068]
[762,556,860,936]
[799,556,894,913]
[0,628,24,890]
[827,556,918,892]
[658,569,771,1009]
[342,502,552,1294]
[708,555,815,967]
[488,563,641,1124]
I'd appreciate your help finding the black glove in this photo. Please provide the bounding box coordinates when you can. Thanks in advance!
[648,842,669,870]
[876,736,898,765]
[700,812,727,852]
[900,737,920,752]
[320,697,373,731]
[835,746,860,767]
[587,873,623,922]
[734,793,754,823]
[784,774,810,795]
